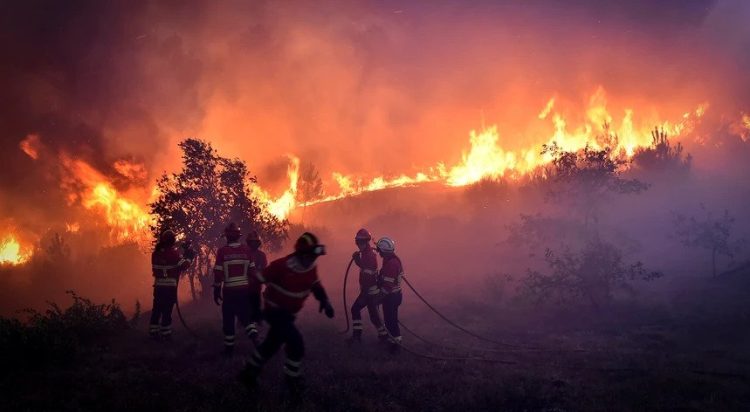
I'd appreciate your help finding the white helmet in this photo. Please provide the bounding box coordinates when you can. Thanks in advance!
[376,237,395,253]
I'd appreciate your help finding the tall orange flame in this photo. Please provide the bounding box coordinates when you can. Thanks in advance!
[0,234,32,265]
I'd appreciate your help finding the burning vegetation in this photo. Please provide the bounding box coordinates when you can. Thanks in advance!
[1,1,750,410]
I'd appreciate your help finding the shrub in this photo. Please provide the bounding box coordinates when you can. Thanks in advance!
[0,291,129,368]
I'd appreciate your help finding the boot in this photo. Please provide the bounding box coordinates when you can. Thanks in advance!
[347,330,362,345]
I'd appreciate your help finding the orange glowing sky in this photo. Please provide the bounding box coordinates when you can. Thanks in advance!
[1,0,749,256]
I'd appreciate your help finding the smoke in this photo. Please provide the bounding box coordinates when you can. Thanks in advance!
[0,1,748,310]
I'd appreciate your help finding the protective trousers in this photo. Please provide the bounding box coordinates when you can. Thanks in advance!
[249,308,304,378]
[222,290,257,348]
[350,291,386,337]
[149,286,177,338]
[381,291,402,343]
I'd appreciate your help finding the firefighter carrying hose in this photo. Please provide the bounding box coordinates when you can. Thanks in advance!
[213,223,258,355]
[349,228,387,342]
[376,236,404,353]
[246,230,267,335]
[239,232,334,394]
[149,230,195,340]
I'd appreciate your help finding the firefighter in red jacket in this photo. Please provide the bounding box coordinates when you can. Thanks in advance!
[246,230,267,334]
[376,236,404,353]
[239,232,334,393]
[213,223,258,355]
[349,228,386,342]
[149,230,194,339]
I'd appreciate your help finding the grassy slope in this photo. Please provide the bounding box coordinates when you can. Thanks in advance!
[5,271,750,412]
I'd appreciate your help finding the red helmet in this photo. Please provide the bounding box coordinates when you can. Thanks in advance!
[224,222,241,240]
[159,230,176,245]
[355,228,372,241]
[295,232,326,256]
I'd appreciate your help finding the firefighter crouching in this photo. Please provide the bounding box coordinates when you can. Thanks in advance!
[213,223,258,355]
[149,230,195,340]
[376,236,404,353]
[246,230,268,336]
[240,232,335,393]
[349,228,387,342]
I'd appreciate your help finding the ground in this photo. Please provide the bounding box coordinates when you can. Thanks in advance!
[4,270,750,412]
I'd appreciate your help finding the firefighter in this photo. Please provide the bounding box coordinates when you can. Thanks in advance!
[376,236,404,353]
[213,222,258,355]
[149,230,195,340]
[246,230,267,334]
[349,228,386,342]
[239,232,334,393]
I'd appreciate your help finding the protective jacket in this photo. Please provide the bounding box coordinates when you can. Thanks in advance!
[258,254,329,314]
[379,254,403,294]
[354,246,379,296]
[213,242,255,292]
[152,246,192,287]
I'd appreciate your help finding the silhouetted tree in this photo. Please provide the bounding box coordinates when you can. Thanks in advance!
[542,137,650,230]
[519,238,662,308]
[296,161,324,223]
[150,139,288,300]
[672,206,744,277]
[632,127,691,174]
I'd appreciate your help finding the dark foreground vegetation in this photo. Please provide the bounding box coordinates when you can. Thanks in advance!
[3,264,750,412]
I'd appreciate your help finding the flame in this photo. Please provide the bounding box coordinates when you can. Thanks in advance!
[19,134,41,160]
[113,159,148,182]
[21,87,713,241]
[304,88,707,200]
[0,234,32,265]
[251,156,300,220]
[538,98,555,120]
[60,154,153,242]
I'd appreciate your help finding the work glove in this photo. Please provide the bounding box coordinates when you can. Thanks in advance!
[213,286,223,306]
[318,300,334,319]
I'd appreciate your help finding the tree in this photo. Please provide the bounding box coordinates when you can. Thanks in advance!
[672,206,744,277]
[541,134,650,230]
[632,127,691,174]
[519,238,662,308]
[296,161,324,223]
[149,139,288,300]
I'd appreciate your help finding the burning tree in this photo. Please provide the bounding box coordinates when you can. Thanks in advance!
[672,206,744,277]
[542,136,650,230]
[296,161,324,223]
[632,127,691,174]
[149,139,288,300]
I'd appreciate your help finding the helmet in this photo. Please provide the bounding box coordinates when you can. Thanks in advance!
[247,230,261,242]
[246,230,262,248]
[376,237,395,253]
[159,230,176,245]
[224,222,242,241]
[294,232,326,256]
[355,228,372,241]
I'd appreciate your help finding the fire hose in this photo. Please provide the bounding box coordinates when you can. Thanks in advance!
[175,277,201,339]
[402,277,525,349]
[341,258,355,334]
